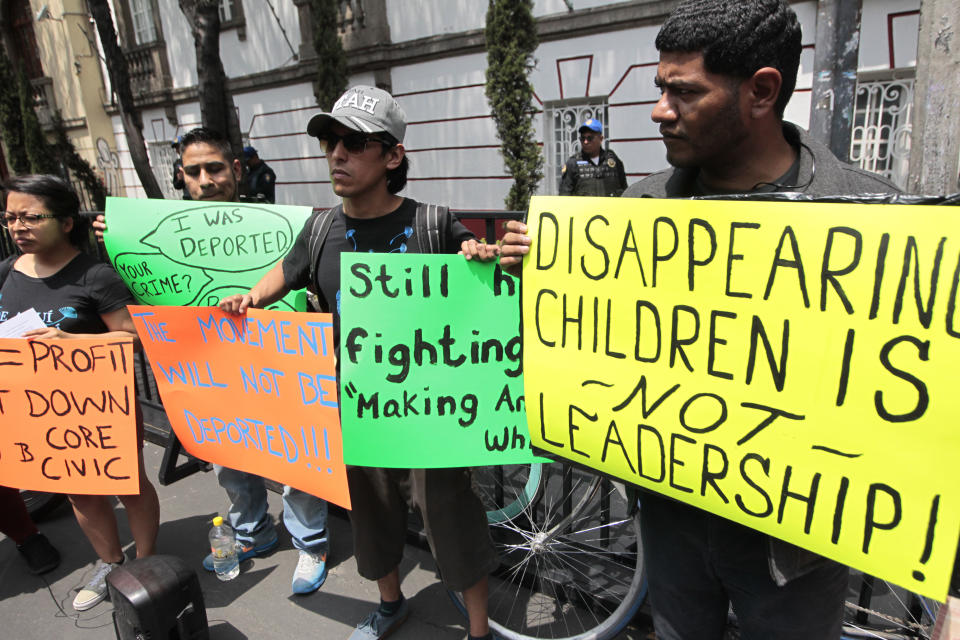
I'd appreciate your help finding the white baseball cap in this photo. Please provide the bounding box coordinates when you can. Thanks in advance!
[306,85,407,143]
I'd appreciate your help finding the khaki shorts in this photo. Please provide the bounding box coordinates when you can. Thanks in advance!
[347,466,498,591]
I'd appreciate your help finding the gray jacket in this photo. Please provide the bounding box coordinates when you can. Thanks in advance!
[624,121,898,200]
[623,122,899,586]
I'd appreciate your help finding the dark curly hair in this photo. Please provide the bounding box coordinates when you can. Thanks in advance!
[3,174,86,246]
[656,0,802,117]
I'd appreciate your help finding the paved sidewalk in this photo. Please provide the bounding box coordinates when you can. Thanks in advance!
[1,442,651,639]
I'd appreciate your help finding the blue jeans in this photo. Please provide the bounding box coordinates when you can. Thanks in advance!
[214,465,328,552]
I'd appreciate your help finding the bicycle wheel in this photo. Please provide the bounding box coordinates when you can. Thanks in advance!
[842,573,941,639]
[473,463,544,525]
[453,462,646,640]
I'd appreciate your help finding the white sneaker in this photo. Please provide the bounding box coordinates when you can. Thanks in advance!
[291,549,328,594]
[73,557,123,611]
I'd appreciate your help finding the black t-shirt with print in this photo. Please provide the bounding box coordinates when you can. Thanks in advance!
[0,253,133,333]
[282,198,474,347]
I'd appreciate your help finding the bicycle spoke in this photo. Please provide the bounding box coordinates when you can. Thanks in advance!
[844,594,936,638]
[458,462,646,640]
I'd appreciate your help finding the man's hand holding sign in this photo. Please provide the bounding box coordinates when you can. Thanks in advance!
[520,195,959,601]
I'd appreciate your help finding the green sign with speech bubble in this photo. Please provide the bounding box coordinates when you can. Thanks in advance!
[103,197,312,310]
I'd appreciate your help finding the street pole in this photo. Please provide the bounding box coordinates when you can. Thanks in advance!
[809,0,863,164]
[907,0,960,195]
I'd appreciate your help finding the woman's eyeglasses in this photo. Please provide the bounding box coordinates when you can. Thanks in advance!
[318,131,391,155]
[1,212,58,229]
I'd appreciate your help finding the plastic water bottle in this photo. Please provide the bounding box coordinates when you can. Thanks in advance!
[209,516,239,581]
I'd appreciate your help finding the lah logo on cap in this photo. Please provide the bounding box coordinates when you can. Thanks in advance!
[333,91,380,115]
[307,85,407,143]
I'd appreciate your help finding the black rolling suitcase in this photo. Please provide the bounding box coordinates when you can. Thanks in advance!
[106,555,209,640]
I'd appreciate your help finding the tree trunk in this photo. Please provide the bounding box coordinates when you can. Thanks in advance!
[179,0,245,178]
[311,0,348,110]
[87,0,163,198]
[0,46,30,174]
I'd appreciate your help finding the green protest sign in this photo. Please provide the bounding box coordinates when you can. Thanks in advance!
[103,197,312,310]
[340,254,544,467]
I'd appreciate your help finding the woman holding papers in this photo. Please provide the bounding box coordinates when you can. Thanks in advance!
[0,175,159,611]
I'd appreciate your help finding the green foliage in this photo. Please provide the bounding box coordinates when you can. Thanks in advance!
[312,0,348,110]
[0,48,29,174]
[0,49,105,206]
[485,0,543,211]
[51,116,108,210]
[16,67,58,175]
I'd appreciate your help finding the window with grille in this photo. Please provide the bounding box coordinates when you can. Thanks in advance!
[849,73,914,190]
[219,0,245,31]
[129,0,157,45]
[147,141,181,201]
[542,99,609,195]
[219,0,237,22]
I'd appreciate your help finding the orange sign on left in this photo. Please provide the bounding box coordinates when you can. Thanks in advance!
[0,338,140,495]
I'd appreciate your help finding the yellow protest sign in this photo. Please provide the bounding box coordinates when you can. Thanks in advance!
[523,195,960,601]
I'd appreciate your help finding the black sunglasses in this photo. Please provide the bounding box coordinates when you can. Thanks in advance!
[318,131,391,154]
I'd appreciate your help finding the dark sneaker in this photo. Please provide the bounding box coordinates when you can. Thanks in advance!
[16,533,60,575]
[73,557,123,611]
[291,549,327,594]
[349,599,410,640]
[201,532,278,572]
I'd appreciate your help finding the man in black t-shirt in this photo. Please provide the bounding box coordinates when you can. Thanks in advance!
[95,127,333,596]
[180,128,334,595]
[220,86,497,640]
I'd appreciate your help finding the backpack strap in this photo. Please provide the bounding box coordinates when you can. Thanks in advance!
[302,202,448,310]
[414,202,450,254]
[306,204,342,294]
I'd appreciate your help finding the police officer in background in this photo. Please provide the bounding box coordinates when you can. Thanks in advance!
[243,145,277,203]
[559,118,627,197]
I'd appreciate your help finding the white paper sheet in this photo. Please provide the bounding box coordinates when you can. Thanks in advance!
[0,308,47,338]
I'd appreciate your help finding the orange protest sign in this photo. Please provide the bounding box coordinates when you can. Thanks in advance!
[0,338,139,495]
[130,306,350,509]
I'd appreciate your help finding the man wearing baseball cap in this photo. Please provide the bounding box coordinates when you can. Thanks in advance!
[220,85,498,640]
[559,117,628,197]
